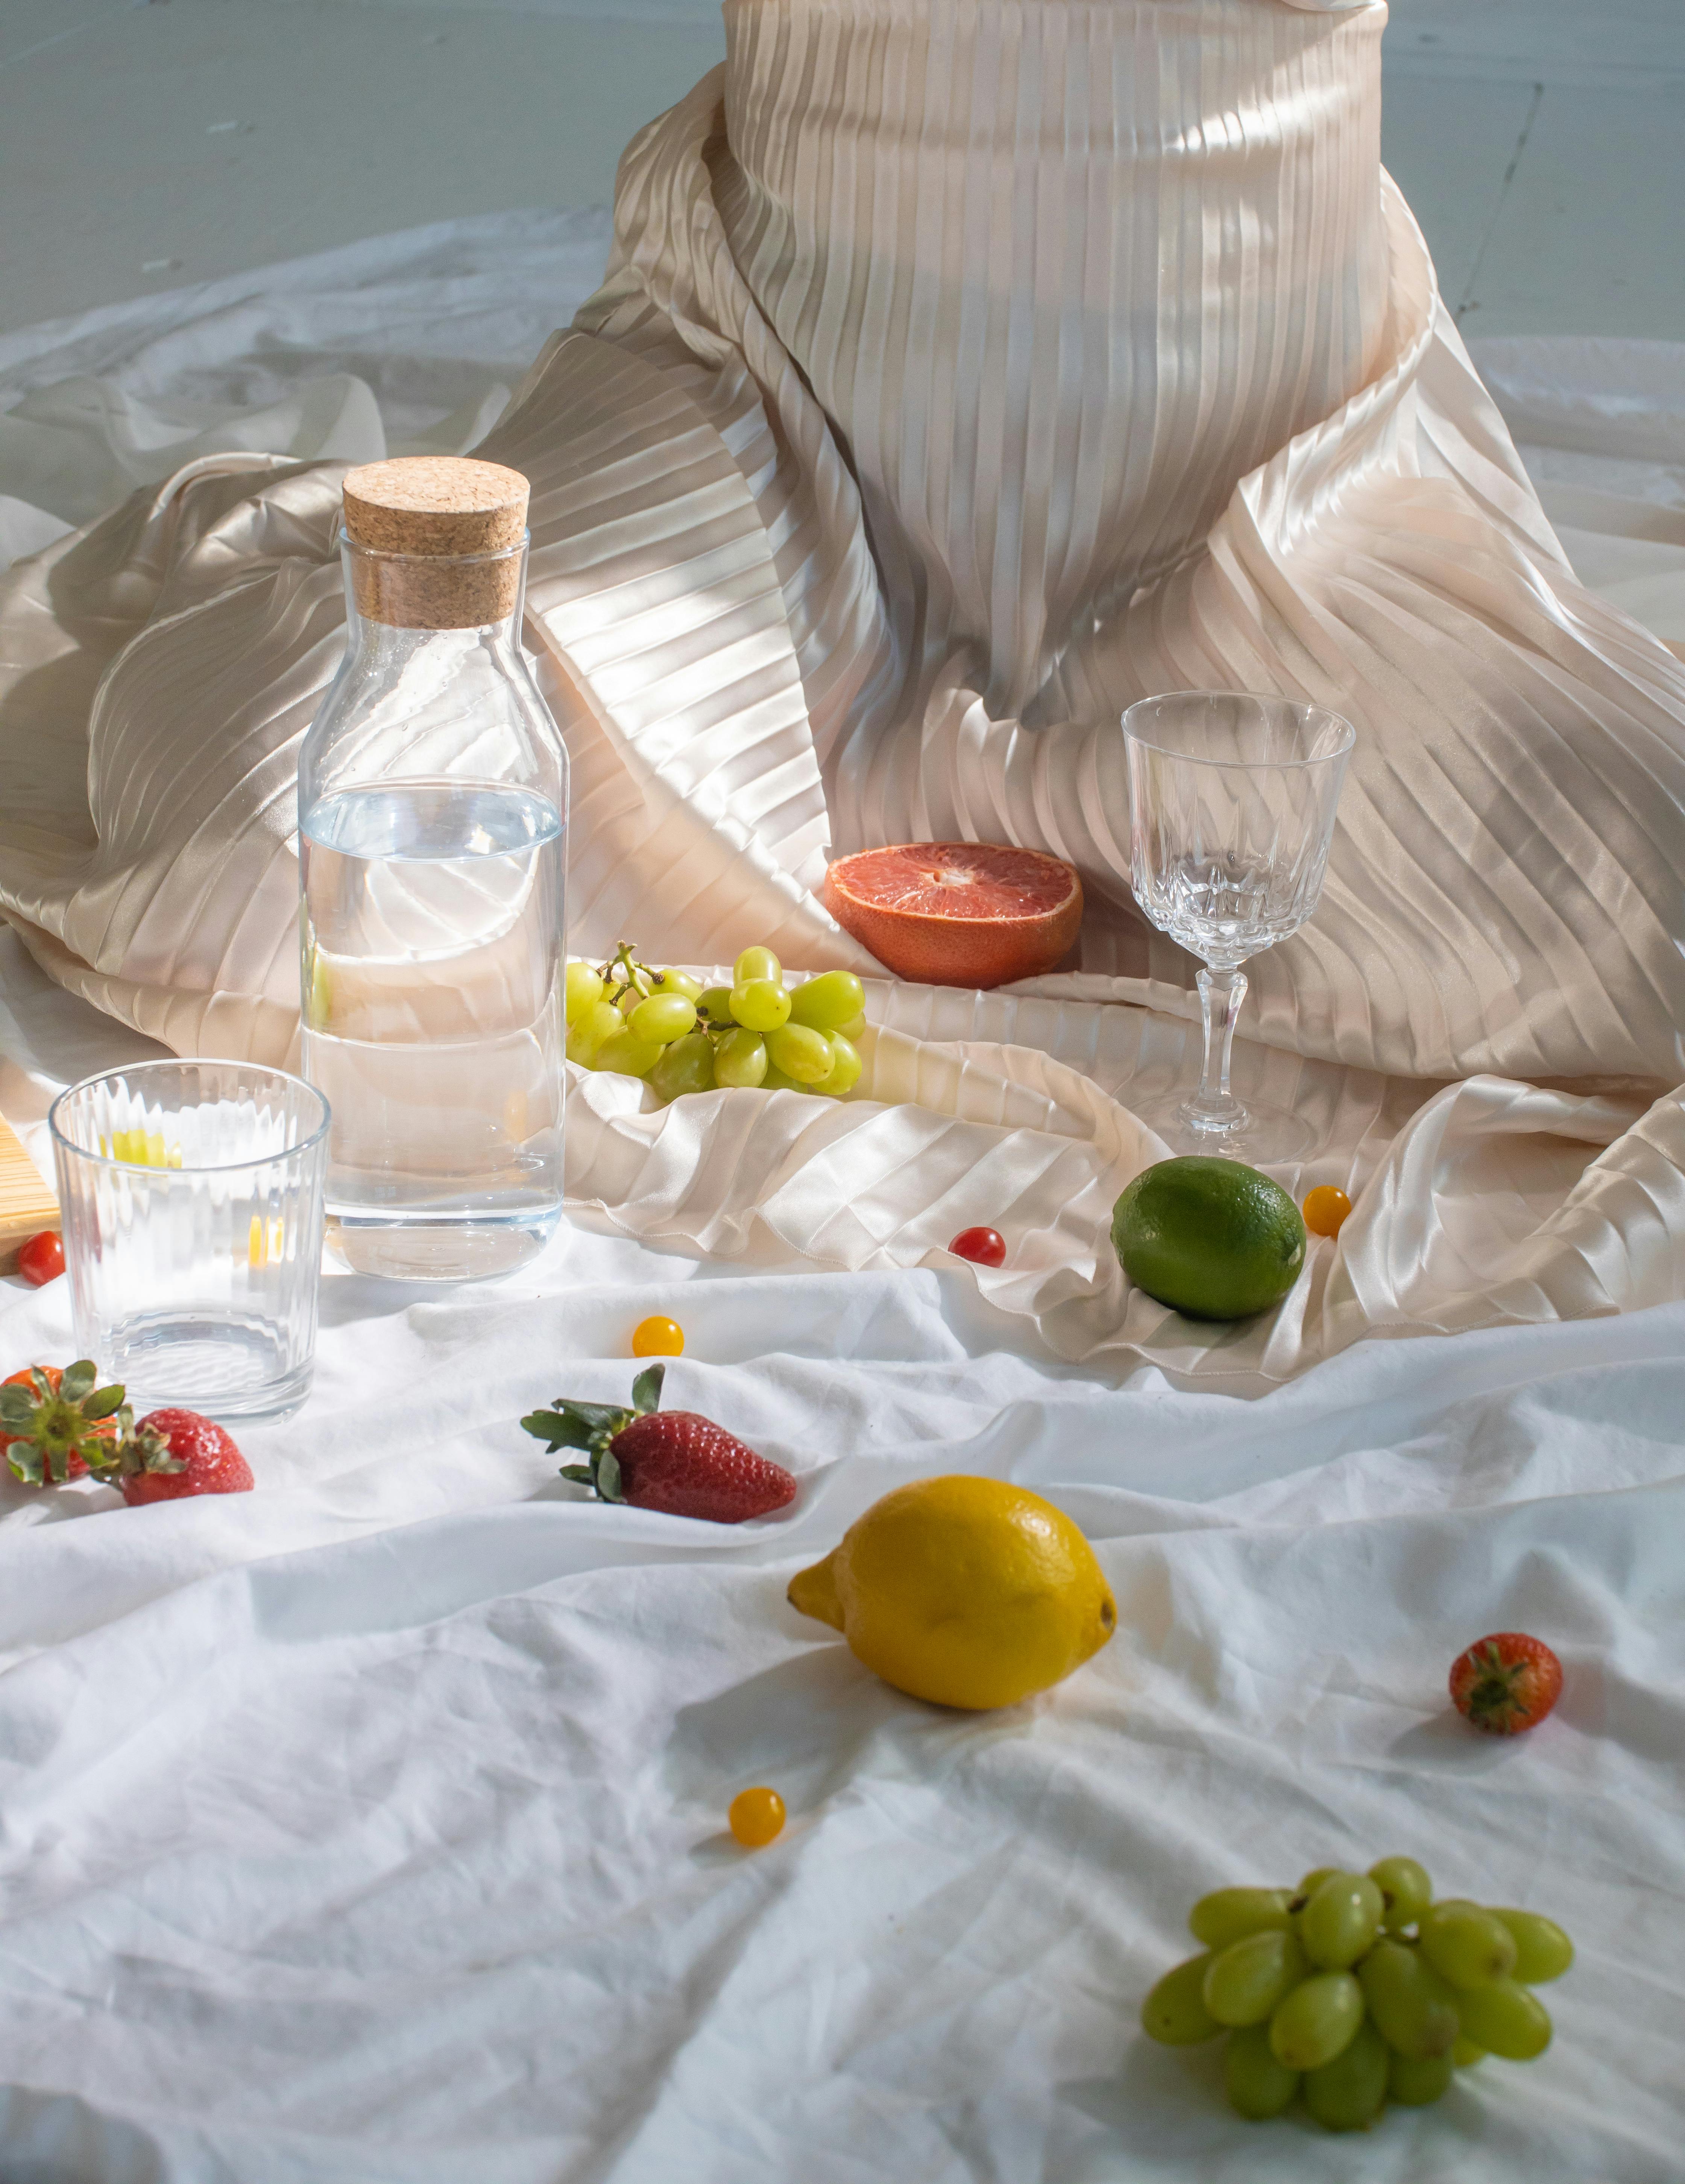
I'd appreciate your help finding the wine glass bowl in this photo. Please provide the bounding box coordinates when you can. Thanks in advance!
[1123,693,1355,1158]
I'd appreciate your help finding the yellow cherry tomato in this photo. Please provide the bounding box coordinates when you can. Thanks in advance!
[729,1786,786,1848]
[1302,1185,1353,1239]
[632,1314,685,1358]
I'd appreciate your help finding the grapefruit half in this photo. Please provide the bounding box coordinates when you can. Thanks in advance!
[823,842,1083,988]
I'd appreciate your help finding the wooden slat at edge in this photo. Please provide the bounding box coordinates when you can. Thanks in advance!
[0,1112,59,1271]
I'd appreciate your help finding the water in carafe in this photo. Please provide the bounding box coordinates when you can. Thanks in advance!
[297,459,569,1280]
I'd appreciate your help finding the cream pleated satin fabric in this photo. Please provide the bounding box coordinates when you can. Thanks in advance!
[5,0,1685,1388]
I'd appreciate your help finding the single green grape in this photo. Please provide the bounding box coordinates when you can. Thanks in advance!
[1203,1929,1309,2028]
[1491,1909,1574,1985]
[1190,1888,1294,1953]
[648,1032,717,1103]
[593,1029,664,1079]
[1370,1855,1433,1933]
[1140,1954,1221,2046]
[1357,1938,1460,2060]
[813,1030,863,1097]
[1303,2019,1389,2133]
[833,1010,868,1041]
[630,992,699,1045]
[1387,2048,1455,2106]
[1301,1872,1384,1970]
[698,983,736,1024]
[766,1022,834,1084]
[564,960,604,1023]
[1224,2023,1299,2121]
[1268,1971,1363,2072]
[654,968,704,1003]
[566,999,624,1065]
[1419,1901,1519,1990]
[788,969,865,1030]
[1454,1978,1552,2061]
[1451,2036,1486,2068]
[1296,1867,1341,1902]
[713,1027,769,1089]
[730,979,793,1032]
[734,946,782,987]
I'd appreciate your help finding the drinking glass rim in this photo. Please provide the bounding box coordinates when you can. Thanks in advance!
[48,1060,331,1176]
[1121,691,1356,771]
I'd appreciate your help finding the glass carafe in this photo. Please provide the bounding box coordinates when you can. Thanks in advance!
[297,457,568,1281]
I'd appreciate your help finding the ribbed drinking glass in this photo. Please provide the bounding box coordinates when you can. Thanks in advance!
[50,1061,329,1421]
[1123,692,1354,1160]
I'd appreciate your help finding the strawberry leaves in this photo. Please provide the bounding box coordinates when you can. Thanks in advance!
[522,1362,667,1502]
[523,1400,630,1453]
[0,1361,129,1486]
[568,1446,624,1502]
[1450,1634,1562,1735]
[0,1365,194,1489]
[521,1364,794,1524]
[112,1418,187,1484]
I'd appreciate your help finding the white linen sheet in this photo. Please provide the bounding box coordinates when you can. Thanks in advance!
[0,930,1682,2183]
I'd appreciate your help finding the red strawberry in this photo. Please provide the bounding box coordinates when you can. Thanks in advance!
[119,1409,254,1505]
[0,1363,126,1485]
[603,1410,797,1522]
[522,1363,796,1524]
[1449,1633,1563,1736]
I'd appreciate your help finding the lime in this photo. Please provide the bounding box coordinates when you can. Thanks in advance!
[1111,1157,1306,1320]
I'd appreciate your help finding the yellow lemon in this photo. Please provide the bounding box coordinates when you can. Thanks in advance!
[787,1475,1116,1710]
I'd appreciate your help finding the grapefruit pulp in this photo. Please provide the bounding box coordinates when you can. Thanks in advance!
[823,842,1083,988]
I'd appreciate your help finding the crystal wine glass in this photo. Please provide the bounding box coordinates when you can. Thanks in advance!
[1122,692,1355,1161]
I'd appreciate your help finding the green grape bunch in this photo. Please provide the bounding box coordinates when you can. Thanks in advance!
[1141,1857,1573,2132]
[564,943,867,1105]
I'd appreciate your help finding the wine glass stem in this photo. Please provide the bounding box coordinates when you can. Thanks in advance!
[1187,965,1248,1131]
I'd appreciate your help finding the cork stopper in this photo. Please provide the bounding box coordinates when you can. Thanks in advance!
[341,457,530,628]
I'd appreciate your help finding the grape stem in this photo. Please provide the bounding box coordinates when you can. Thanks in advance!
[595,940,740,1058]
[602,940,652,1005]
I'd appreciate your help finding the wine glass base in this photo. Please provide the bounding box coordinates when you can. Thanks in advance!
[1132,1095,1318,1168]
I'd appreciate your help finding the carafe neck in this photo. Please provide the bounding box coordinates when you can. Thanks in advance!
[338,531,528,652]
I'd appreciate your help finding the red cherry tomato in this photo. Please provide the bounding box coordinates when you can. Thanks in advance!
[949,1227,1006,1268]
[15,1231,65,1287]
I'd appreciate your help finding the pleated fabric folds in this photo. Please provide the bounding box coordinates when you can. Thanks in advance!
[566,0,1685,1087]
[5,0,1685,1383]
